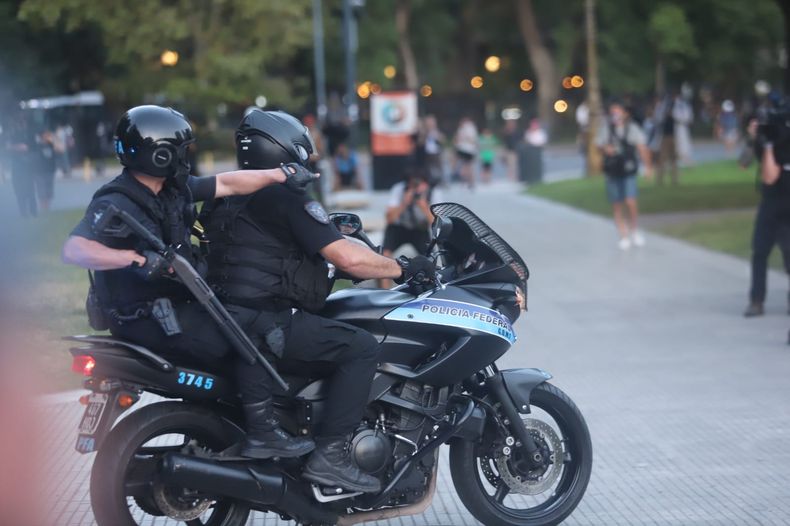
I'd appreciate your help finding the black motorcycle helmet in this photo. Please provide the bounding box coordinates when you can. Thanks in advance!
[236,109,315,169]
[115,105,194,178]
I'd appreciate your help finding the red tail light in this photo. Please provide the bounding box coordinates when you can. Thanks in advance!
[72,355,96,376]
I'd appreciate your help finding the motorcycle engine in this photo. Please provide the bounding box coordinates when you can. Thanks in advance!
[349,381,438,506]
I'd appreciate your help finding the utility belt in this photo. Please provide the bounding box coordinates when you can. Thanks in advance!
[105,298,183,336]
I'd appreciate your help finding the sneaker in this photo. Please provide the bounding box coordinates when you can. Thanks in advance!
[743,302,764,318]
[631,230,646,247]
[618,237,632,251]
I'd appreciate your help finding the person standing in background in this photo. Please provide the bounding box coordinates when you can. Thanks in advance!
[502,119,521,182]
[453,116,478,188]
[52,122,74,178]
[4,112,37,217]
[717,100,739,152]
[35,126,56,212]
[673,93,694,164]
[478,128,498,184]
[524,118,548,185]
[654,94,679,186]
[597,101,653,250]
[417,115,445,184]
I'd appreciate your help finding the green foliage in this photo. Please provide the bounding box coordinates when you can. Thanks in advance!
[648,4,698,66]
[18,0,314,112]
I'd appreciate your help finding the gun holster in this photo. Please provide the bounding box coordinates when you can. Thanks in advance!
[151,298,182,336]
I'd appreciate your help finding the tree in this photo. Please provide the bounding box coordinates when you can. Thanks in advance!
[585,0,603,175]
[647,4,697,94]
[18,0,314,114]
[514,0,559,125]
[395,0,418,90]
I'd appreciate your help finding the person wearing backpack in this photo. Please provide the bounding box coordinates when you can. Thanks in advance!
[597,100,654,250]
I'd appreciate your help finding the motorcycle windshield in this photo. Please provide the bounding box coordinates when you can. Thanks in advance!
[430,202,529,290]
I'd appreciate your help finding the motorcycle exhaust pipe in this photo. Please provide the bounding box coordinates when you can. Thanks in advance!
[160,453,337,524]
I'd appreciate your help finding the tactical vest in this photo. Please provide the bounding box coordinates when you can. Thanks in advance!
[90,171,201,310]
[202,196,330,313]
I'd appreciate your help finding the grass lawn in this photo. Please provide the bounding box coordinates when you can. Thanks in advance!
[654,210,785,271]
[25,209,94,391]
[528,160,760,216]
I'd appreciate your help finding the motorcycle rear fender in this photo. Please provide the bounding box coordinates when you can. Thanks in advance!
[501,368,553,414]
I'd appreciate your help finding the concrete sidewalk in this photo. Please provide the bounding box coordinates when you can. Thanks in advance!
[40,182,790,525]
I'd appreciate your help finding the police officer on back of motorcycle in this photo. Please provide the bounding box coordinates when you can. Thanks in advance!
[202,109,436,493]
[62,105,318,460]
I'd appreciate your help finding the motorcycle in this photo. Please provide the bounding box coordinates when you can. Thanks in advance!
[66,202,592,526]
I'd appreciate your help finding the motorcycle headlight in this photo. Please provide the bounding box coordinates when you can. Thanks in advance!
[516,285,527,311]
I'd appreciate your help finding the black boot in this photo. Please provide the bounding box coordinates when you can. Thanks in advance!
[744,302,764,317]
[302,436,381,493]
[240,400,315,459]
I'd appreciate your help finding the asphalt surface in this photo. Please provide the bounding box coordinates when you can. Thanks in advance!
[35,169,790,525]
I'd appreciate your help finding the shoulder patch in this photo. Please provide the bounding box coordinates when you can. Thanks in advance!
[304,201,329,224]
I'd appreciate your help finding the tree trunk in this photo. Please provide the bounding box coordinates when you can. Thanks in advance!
[778,0,790,92]
[515,0,559,126]
[654,55,666,96]
[585,0,603,176]
[395,0,419,90]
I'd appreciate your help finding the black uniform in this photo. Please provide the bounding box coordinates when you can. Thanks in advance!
[204,185,380,439]
[70,170,272,402]
[749,170,790,304]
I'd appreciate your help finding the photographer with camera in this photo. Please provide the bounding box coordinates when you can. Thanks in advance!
[379,165,443,287]
[743,105,790,322]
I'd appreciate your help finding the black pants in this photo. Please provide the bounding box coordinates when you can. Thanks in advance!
[108,301,269,404]
[382,224,430,254]
[750,198,790,303]
[231,306,380,439]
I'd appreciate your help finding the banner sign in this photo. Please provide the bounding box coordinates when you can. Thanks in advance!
[370,91,418,156]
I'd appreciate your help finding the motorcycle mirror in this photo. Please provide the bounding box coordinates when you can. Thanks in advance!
[329,212,363,236]
[431,216,453,242]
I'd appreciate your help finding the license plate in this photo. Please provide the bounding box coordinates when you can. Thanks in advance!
[78,393,108,435]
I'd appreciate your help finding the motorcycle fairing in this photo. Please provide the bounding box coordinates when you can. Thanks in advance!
[384,297,516,345]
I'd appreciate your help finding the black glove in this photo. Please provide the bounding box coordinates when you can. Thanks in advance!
[394,255,436,285]
[130,250,170,281]
[280,162,318,193]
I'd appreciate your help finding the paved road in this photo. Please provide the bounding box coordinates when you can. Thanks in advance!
[38,179,790,525]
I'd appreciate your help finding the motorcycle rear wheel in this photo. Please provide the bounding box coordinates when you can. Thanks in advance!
[90,401,251,526]
[450,382,592,526]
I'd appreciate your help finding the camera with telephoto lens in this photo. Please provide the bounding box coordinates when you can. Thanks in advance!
[757,103,790,149]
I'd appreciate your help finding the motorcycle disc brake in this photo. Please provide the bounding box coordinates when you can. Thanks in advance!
[494,418,564,495]
[152,481,213,521]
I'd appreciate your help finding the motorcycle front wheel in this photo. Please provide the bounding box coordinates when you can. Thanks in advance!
[450,382,593,526]
[90,401,251,526]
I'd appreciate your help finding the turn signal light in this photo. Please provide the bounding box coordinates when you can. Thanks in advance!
[71,355,96,376]
[118,394,136,409]
[78,394,91,406]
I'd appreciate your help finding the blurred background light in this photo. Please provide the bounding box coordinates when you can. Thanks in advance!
[571,75,584,88]
[383,65,397,79]
[519,79,534,92]
[470,76,484,89]
[501,107,522,120]
[554,99,568,113]
[356,82,371,99]
[484,55,501,73]
[370,83,382,95]
[420,84,433,97]
[561,76,573,89]
[160,50,179,67]
[254,94,267,107]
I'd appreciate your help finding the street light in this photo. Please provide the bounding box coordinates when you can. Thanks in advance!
[484,56,501,73]
[470,76,484,89]
[519,79,534,92]
[384,65,397,79]
[357,82,371,99]
[160,50,179,67]
[571,75,584,88]
[554,99,569,113]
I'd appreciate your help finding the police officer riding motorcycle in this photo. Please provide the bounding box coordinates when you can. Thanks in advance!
[201,109,436,493]
[62,105,318,460]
